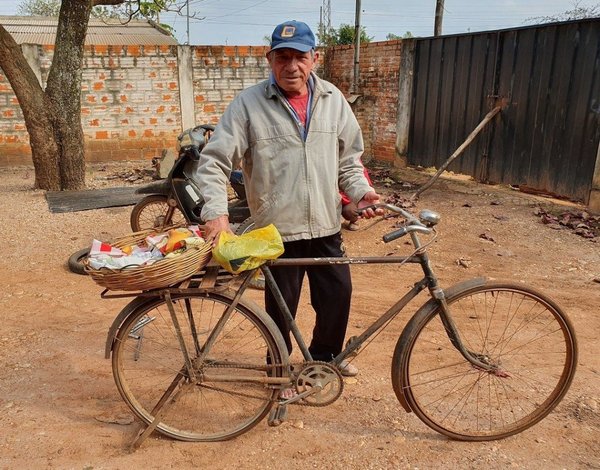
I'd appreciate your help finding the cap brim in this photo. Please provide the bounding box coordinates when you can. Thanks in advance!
[270,42,313,53]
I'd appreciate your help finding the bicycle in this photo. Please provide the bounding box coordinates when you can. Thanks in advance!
[101,204,578,447]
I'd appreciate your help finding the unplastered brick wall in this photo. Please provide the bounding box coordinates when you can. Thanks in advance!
[0,43,271,166]
[0,62,29,166]
[191,45,270,126]
[81,44,182,162]
[0,44,181,165]
[1,40,403,167]
[322,40,403,164]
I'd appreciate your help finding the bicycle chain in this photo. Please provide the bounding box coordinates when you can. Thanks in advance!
[195,361,335,407]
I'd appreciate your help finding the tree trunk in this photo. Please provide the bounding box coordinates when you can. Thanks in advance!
[45,0,93,190]
[0,27,62,190]
[0,0,137,190]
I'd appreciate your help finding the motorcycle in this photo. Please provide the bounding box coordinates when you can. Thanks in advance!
[67,124,255,275]
[129,124,251,232]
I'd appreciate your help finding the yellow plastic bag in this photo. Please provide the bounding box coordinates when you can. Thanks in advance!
[212,224,284,273]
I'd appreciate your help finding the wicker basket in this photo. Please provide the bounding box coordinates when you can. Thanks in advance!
[84,229,212,291]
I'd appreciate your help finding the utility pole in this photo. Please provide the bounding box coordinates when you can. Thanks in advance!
[186,0,190,45]
[352,0,361,93]
[434,0,444,36]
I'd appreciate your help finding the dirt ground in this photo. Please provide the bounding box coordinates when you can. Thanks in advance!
[0,163,598,470]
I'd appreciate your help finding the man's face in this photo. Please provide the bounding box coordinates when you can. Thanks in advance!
[267,48,319,96]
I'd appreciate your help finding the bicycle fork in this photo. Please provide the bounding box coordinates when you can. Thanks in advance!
[432,287,508,377]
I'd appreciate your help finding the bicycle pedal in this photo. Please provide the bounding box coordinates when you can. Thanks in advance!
[267,405,288,427]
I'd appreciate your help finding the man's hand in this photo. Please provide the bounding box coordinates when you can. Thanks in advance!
[203,215,232,244]
[357,191,384,219]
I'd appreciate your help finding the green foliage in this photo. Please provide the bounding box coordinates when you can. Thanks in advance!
[17,0,61,16]
[386,32,414,40]
[17,0,176,34]
[317,23,373,46]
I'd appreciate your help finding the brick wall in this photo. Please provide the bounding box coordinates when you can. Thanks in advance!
[0,40,404,167]
[81,44,181,162]
[191,45,270,126]
[322,40,404,164]
[0,61,29,166]
[0,44,271,166]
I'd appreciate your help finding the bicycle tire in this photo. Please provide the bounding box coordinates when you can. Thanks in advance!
[392,281,577,441]
[130,194,187,232]
[67,247,89,275]
[234,217,255,235]
[111,291,287,442]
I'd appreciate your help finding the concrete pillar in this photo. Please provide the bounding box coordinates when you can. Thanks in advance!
[395,39,416,168]
[21,44,43,87]
[177,45,195,132]
[589,139,600,213]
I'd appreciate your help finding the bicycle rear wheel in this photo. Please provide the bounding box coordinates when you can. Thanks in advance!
[393,282,577,441]
[111,291,287,441]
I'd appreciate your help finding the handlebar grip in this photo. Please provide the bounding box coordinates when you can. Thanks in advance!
[383,227,408,243]
[355,204,379,215]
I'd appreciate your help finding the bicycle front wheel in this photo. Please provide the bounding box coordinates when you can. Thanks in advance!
[130,194,187,232]
[393,282,577,441]
[111,291,287,441]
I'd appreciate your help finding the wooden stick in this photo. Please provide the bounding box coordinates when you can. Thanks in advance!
[410,105,502,201]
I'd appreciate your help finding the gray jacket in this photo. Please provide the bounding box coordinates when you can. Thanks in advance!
[195,72,373,242]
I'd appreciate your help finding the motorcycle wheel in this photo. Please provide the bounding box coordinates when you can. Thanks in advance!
[67,247,90,276]
[130,194,187,232]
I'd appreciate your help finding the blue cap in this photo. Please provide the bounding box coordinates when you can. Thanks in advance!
[270,20,315,53]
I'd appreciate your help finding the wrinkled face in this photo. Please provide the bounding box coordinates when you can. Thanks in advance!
[267,48,319,96]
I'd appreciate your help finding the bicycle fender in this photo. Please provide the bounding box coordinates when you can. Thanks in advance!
[104,290,290,366]
[104,296,159,359]
[391,277,487,412]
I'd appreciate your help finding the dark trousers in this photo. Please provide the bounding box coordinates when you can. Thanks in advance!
[264,232,352,361]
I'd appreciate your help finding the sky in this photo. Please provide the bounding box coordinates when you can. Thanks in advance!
[0,0,595,45]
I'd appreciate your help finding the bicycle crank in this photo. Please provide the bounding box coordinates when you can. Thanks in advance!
[294,361,344,406]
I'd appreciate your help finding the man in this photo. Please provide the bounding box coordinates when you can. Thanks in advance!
[194,20,381,379]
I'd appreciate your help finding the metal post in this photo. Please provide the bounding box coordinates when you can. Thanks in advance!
[352,0,361,94]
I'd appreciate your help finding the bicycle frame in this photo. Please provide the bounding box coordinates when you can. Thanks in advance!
[257,232,498,374]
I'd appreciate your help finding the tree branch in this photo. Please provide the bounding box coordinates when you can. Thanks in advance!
[93,0,126,5]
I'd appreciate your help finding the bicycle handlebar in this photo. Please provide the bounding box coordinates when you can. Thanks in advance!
[357,203,421,225]
[357,203,434,243]
[383,225,432,243]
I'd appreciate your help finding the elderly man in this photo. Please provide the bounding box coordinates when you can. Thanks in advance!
[194,20,380,380]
